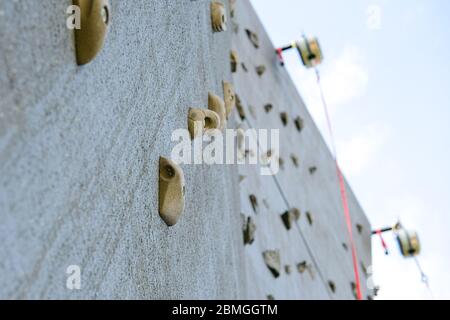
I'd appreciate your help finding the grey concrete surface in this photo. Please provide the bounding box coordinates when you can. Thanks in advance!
[0,0,371,299]
[0,0,245,299]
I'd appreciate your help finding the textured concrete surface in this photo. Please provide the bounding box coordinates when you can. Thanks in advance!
[0,0,371,300]
[0,0,245,299]
[232,0,372,299]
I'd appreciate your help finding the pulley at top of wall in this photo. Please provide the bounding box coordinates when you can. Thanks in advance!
[275,35,323,68]
[372,222,421,258]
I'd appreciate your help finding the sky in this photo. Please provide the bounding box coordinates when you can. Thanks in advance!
[250,0,450,299]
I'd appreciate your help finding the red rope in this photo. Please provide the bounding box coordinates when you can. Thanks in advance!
[375,230,389,255]
[315,69,363,300]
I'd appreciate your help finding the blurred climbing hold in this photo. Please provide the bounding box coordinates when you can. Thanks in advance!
[276,35,323,68]
[263,250,281,278]
[223,81,236,118]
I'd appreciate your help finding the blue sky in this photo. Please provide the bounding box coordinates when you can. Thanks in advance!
[250,0,450,299]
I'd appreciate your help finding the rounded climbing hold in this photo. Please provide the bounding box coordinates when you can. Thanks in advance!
[159,157,185,226]
[73,0,111,65]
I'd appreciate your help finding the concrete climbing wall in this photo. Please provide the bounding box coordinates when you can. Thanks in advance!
[231,0,372,299]
[0,0,245,299]
[0,0,371,300]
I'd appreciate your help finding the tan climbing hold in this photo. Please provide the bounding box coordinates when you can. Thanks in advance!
[223,81,236,118]
[281,208,300,230]
[211,1,227,32]
[188,108,221,139]
[396,228,421,257]
[245,29,259,48]
[235,94,246,121]
[297,261,308,274]
[297,36,323,68]
[263,250,281,278]
[73,0,111,65]
[243,216,256,245]
[249,194,258,213]
[159,157,185,226]
[230,50,239,72]
[208,92,227,130]
[256,65,266,76]
[294,116,304,132]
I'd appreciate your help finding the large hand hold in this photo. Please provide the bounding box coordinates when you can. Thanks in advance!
[159,157,185,227]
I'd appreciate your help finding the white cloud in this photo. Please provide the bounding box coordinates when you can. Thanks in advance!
[291,45,369,122]
[337,123,390,178]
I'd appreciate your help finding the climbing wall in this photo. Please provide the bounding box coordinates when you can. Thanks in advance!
[0,0,371,300]
[0,0,245,299]
[231,0,372,299]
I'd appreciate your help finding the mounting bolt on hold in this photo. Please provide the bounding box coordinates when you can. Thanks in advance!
[73,0,111,65]
[159,157,185,226]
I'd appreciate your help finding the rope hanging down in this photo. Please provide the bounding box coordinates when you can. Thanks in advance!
[315,68,363,300]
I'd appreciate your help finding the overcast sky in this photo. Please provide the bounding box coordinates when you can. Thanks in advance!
[250,0,450,299]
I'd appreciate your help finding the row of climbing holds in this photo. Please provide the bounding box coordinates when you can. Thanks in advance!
[73,1,228,65]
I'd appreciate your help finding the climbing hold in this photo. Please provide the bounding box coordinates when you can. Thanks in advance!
[278,157,284,170]
[188,108,221,139]
[285,265,292,275]
[309,166,317,174]
[297,261,308,274]
[256,65,266,76]
[264,104,273,113]
[280,112,288,126]
[356,224,363,234]
[230,50,239,72]
[229,0,236,18]
[328,281,336,293]
[294,116,304,132]
[267,294,275,300]
[241,62,248,72]
[243,216,256,245]
[351,282,358,299]
[396,229,421,257]
[296,36,323,68]
[281,208,300,230]
[235,94,246,121]
[245,29,259,48]
[249,194,258,213]
[290,154,299,168]
[222,81,236,118]
[158,157,185,226]
[306,211,313,226]
[263,250,281,278]
[73,0,111,65]
[211,1,227,32]
[208,92,227,130]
